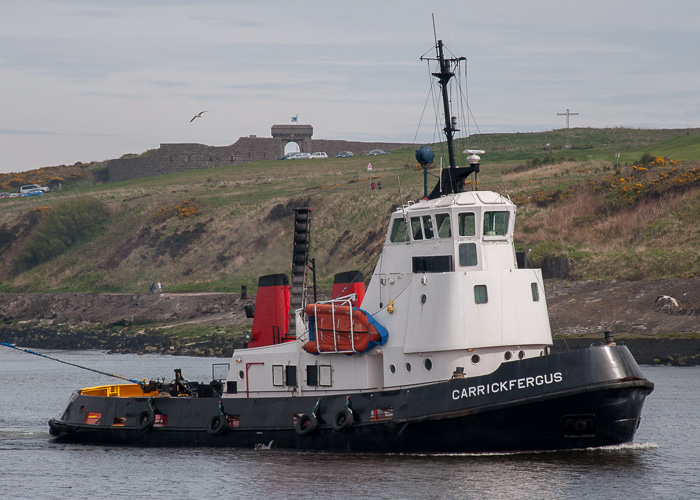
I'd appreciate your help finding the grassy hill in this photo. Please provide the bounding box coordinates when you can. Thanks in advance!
[1,127,700,294]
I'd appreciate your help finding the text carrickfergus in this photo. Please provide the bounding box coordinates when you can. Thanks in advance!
[452,372,563,400]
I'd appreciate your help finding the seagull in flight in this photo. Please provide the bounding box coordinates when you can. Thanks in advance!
[190,111,208,123]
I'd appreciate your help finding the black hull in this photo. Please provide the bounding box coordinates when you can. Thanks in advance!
[49,345,653,453]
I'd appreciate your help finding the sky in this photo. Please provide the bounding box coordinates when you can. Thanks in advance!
[1,0,699,173]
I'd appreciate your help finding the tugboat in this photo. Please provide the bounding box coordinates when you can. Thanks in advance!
[48,40,653,452]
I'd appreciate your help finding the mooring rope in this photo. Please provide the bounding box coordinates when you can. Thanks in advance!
[1,342,144,386]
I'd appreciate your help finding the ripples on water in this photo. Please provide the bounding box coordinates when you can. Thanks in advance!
[0,350,697,500]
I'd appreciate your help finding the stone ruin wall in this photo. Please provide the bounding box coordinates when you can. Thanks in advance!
[108,136,414,182]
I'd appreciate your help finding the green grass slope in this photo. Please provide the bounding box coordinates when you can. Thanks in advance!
[1,127,699,293]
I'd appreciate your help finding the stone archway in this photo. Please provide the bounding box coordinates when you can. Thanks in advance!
[271,124,314,156]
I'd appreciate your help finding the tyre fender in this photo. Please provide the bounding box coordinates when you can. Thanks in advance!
[295,413,317,436]
[332,408,354,432]
[207,414,227,436]
[136,410,155,432]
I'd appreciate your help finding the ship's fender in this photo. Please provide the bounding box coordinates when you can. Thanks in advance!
[295,413,317,436]
[207,414,227,436]
[332,408,354,432]
[136,410,155,432]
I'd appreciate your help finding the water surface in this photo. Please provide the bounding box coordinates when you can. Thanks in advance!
[0,349,696,500]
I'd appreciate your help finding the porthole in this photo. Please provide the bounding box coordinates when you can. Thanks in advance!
[389,364,396,374]
[518,350,525,360]
[238,370,245,380]
[471,354,480,365]
[420,294,427,304]
[424,358,433,371]
[504,351,512,361]
[405,362,412,373]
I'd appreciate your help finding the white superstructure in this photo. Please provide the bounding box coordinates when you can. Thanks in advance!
[226,190,552,399]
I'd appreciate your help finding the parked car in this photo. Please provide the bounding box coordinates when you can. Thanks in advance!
[310,152,328,159]
[21,189,44,197]
[0,192,11,199]
[336,151,354,158]
[368,149,390,156]
[20,184,50,194]
[291,152,311,160]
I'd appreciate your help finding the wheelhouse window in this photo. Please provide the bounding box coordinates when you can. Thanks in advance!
[409,215,437,241]
[483,211,510,236]
[411,217,423,240]
[458,213,476,236]
[422,216,434,239]
[389,218,409,242]
[474,285,488,304]
[435,213,451,238]
[459,243,478,267]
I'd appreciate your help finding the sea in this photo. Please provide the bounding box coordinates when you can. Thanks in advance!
[0,348,698,500]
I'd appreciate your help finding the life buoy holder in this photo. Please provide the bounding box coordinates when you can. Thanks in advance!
[332,408,354,432]
[295,413,317,436]
[136,410,155,432]
[207,414,227,436]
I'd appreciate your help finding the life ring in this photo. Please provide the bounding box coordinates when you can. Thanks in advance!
[332,408,354,432]
[207,414,227,436]
[136,410,155,432]
[295,413,317,436]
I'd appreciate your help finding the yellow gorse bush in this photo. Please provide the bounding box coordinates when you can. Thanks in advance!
[153,200,199,222]
[600,156,698,207]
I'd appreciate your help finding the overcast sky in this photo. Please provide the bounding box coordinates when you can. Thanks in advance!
[1,0,699,173]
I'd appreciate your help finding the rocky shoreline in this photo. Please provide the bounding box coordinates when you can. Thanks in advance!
[2,325,698,365]
[0,324,246,358]
[1,280,700,365]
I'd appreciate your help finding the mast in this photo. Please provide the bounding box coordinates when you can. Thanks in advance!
[432,40,463,169]
[421,41,477,200]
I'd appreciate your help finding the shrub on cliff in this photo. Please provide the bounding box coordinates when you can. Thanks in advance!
[13,197,109,272]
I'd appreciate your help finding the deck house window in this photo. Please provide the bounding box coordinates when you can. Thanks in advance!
[285,366,297,387]
[531,282,540,302]
[272,365,284,386]
[306,365,318,386]
[319,365,332,386]
[474,285,488,304]
[458,213,476,236]
[483,211,509,236]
